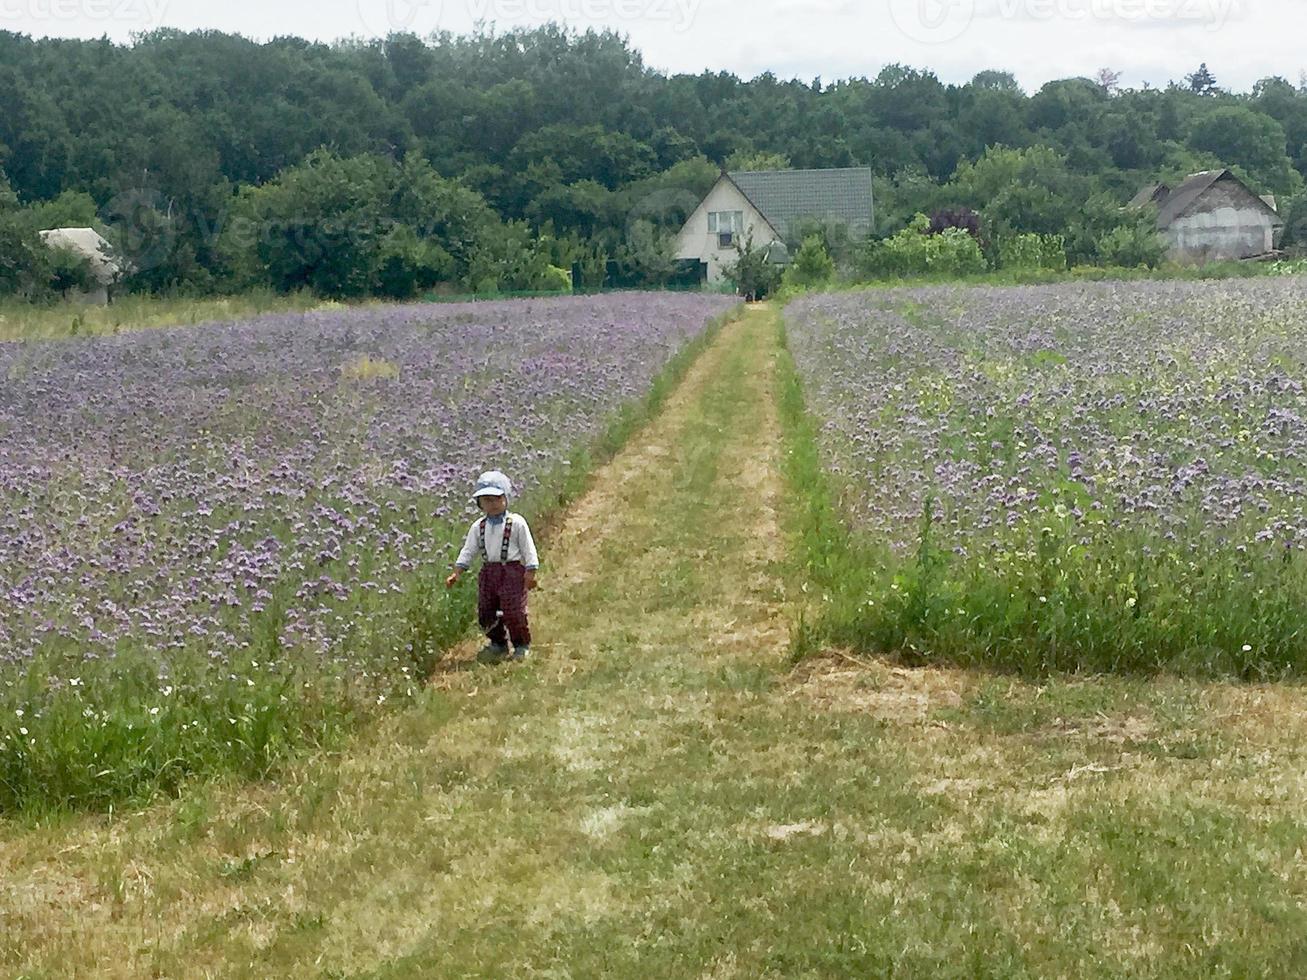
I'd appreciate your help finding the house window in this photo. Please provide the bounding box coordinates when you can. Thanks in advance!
[708,210,744,249]
[707,211,743,234]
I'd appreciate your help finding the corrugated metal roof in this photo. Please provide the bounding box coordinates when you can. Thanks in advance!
[727,167,874,240]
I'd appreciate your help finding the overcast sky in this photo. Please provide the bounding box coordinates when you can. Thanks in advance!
[1,0,1298,92]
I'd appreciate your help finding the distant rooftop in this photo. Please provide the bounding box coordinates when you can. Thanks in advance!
[38,227,121,284]
[1129,170,1283,228]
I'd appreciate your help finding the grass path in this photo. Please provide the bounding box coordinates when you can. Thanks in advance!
[6,305,1307,976]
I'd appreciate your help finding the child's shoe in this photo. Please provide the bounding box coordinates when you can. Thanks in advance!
[509,646,530,662]
[476,642,510,664]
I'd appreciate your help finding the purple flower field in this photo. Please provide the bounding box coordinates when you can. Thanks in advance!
[786,279,1307,674]
[0,292,735,675]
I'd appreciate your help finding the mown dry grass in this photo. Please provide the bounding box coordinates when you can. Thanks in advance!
[4,304,1307,977]
[779,650,1307,974]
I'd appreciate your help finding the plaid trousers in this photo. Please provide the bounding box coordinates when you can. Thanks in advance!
[478,561,531,648]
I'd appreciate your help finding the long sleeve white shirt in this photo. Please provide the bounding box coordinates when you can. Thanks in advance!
[454,512,540,570]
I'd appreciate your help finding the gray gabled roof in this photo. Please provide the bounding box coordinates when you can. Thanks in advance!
[727,167,874,240]
[1156,170,1226,226]
[1130,170,1283,229]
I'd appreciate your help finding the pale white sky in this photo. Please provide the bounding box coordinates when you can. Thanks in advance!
[0,0,1299,92]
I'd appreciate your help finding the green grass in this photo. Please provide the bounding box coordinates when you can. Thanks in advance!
[0,648,364,815]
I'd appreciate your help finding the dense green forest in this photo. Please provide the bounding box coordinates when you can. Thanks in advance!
[2,25,1306,299]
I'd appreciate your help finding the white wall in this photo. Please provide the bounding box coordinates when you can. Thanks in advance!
[674,178,780,284]
[1167,206,1279,262]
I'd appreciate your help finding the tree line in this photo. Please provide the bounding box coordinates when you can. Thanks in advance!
[2,26,1304,300]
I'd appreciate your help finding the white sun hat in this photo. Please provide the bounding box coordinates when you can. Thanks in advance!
[471,470,513,501]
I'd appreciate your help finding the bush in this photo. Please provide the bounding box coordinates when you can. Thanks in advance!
[542,264,574,292]
[857,215,988,280]
[611,218,676,288]
[1095,222,1168,269]
[930,228,988,275]
[46,246,100,297]
[574,244,609,289]
[375,225,455,299]
[464,220,559,294]
[997,233,1067,271]
[782,235,835,290]
[1268,258,1307,277]
[724,235,784,299]
[790,216,858,266]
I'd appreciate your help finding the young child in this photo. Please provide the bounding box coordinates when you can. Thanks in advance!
[445,471,539,662]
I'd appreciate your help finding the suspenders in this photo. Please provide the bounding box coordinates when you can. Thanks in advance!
[477,515,515,563]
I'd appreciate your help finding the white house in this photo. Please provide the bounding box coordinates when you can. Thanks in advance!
[674,167,875,284]
[38,227,122,305]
